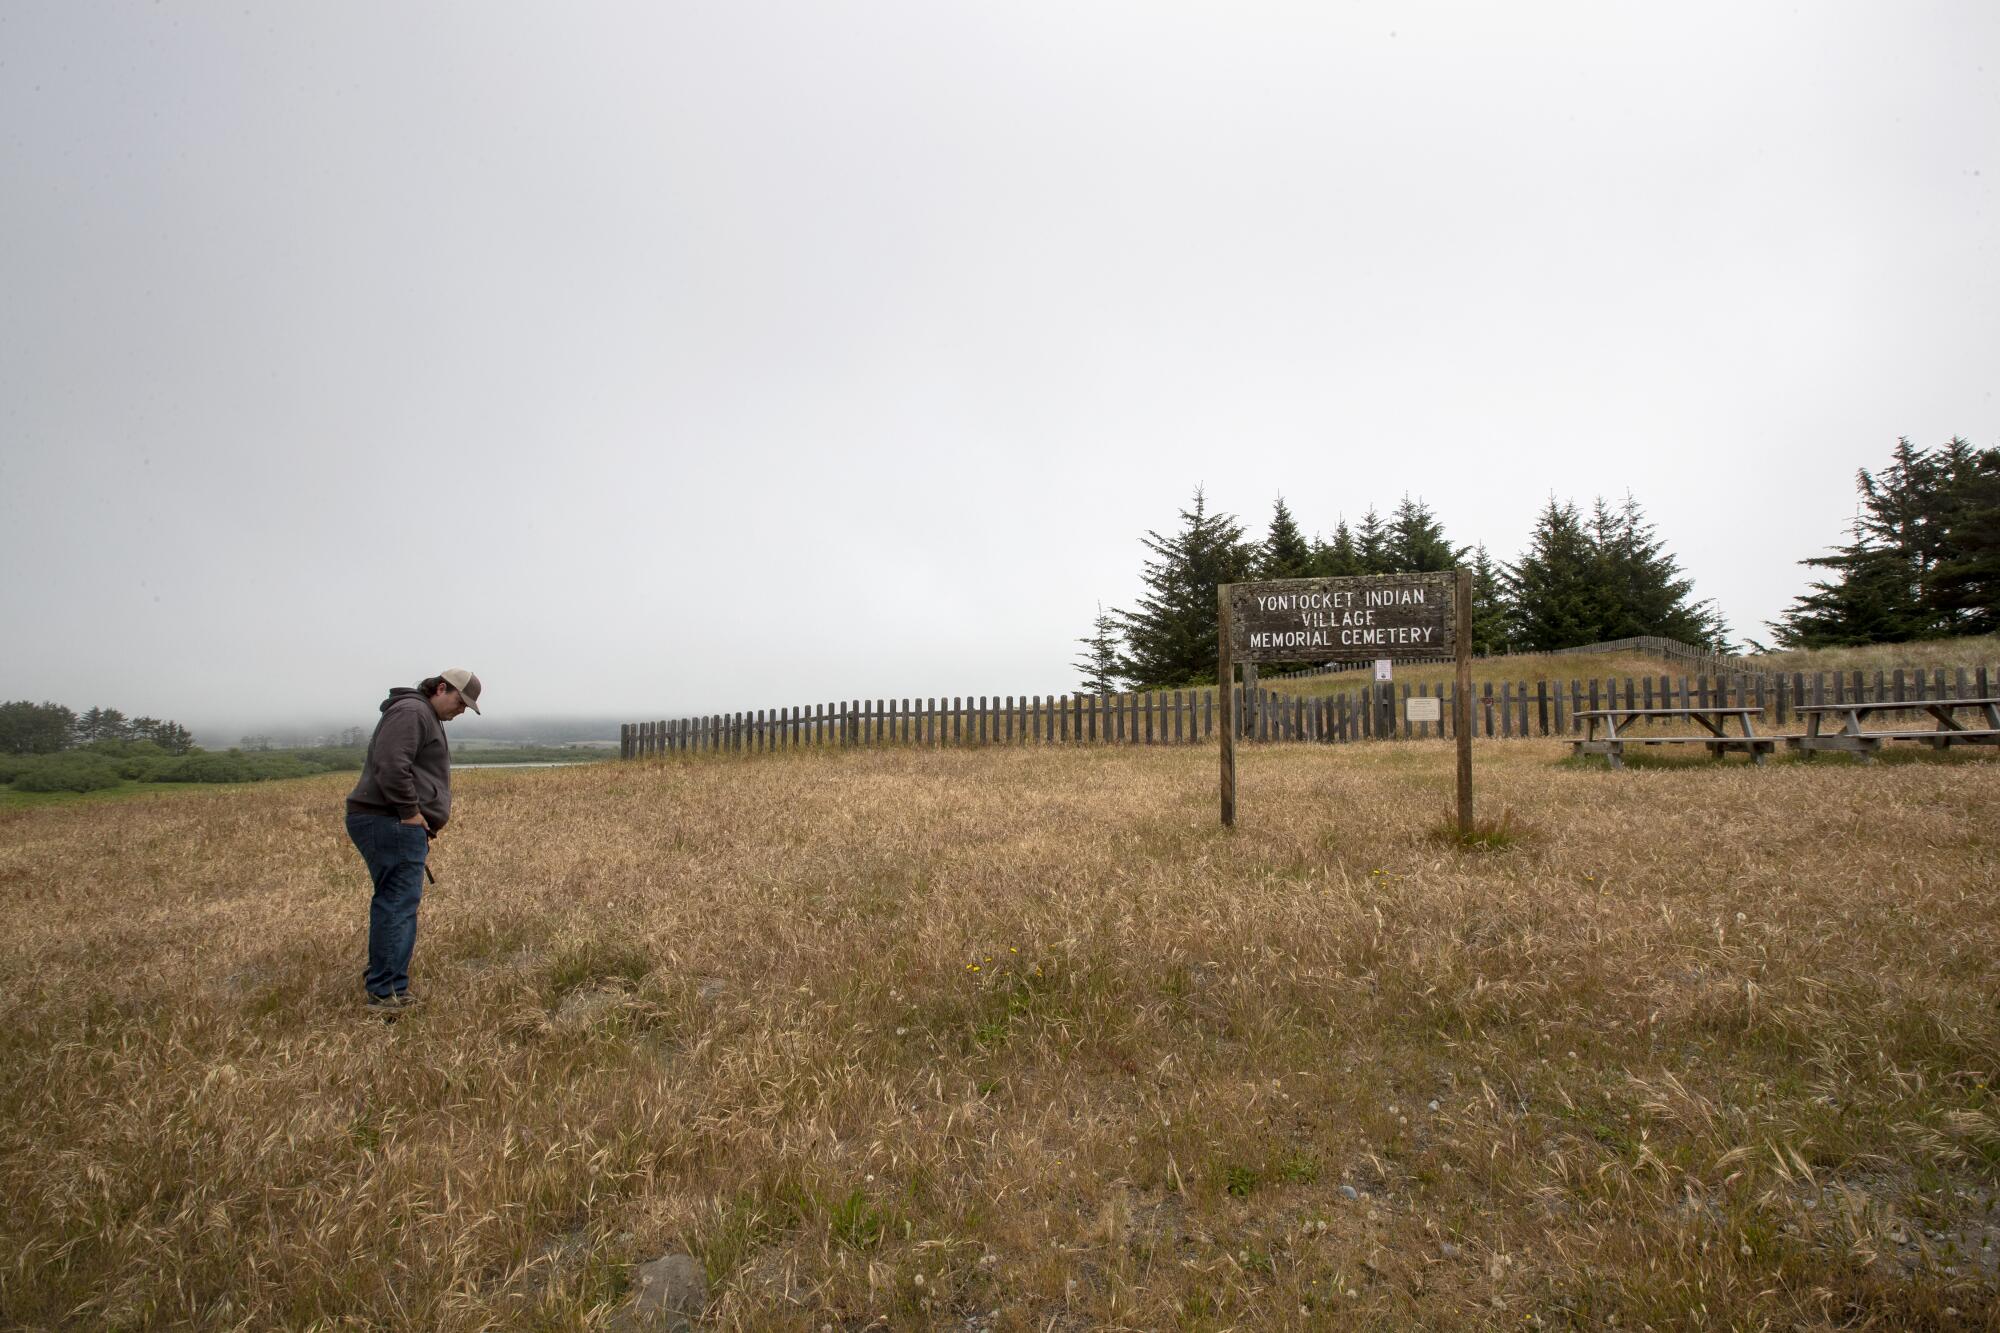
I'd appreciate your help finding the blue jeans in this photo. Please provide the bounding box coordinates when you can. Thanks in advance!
[346,812,428,997]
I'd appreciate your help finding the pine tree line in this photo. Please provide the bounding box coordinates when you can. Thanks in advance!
[1085,489,1729,691]
[0,701,196,755]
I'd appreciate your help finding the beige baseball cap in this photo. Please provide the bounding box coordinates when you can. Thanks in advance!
[440,668,483,714]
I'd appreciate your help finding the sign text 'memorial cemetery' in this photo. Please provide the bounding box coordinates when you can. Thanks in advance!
[1228,571,1456,663]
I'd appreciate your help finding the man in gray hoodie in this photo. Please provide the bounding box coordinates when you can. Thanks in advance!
[345,669,482,1010]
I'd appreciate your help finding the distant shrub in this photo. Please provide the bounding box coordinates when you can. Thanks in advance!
[285,746,365,774]
[152,751,324,784]
[0,754,34,784]
[116,755,173,781]
[153,753,250,783]
[12,753,123,793]
[243,753,322,781]
[80,740,172,780]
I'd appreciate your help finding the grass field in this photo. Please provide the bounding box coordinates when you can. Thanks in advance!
[3,741,1997,1329]
[0,780,277,812]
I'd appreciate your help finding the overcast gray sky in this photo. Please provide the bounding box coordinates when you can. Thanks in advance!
[4,2,1996,738]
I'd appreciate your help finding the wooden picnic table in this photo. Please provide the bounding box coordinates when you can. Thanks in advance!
[1571,705,1777,769]
[1788,697,2000,762]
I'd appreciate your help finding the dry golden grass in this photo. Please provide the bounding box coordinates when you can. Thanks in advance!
[3,742,1997,1330]
[1743,635,2000,678]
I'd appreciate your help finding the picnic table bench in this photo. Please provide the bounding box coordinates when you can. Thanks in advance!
[1571,705,1777,769]
[1787,697,2000,762]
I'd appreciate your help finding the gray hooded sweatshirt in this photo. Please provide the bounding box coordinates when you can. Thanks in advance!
[345,687,452,833]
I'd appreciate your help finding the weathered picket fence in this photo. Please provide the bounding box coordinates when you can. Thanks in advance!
[620,664,1996,757]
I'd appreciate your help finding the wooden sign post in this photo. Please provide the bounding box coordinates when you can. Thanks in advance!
[1452,568,1473,836]
[1219,568,1474,836]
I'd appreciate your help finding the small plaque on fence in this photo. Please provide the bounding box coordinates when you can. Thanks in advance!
[1406,695,1441,723]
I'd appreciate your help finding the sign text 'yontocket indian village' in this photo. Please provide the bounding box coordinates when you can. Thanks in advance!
[1228,571,1455,661]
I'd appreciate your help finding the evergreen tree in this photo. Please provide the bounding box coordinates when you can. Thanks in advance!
[1312,520,1362,578]
[1770,545,1924,648]
[80,708,131,742]
[150,721,197,755]
[1353,506,1390,574]
[1503,498,1603,651]
[1469,544,1512,656]
[1256,495,1315,580]
[1857,438,1949,619]
[1115,488,1256,687]
[1072,603,1126,695]
[1591,494,1723,647]
[1250,496,1323,670]
[1700,603,1736,655]
[127,717,197,753]
[1769,438,1995,646]
[0,701,78,754]
[1384,494,1463,573]
[1930,442,2000,633]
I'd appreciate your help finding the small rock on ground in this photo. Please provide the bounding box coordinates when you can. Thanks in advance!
[609,1253,706,1332]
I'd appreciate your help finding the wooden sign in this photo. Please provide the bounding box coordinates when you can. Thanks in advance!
[1228,571,1455,663]
[1220,569,1474,837]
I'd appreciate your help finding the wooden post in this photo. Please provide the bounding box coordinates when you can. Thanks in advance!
[1219,584,1236,827]
[1453,568,1473,837]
